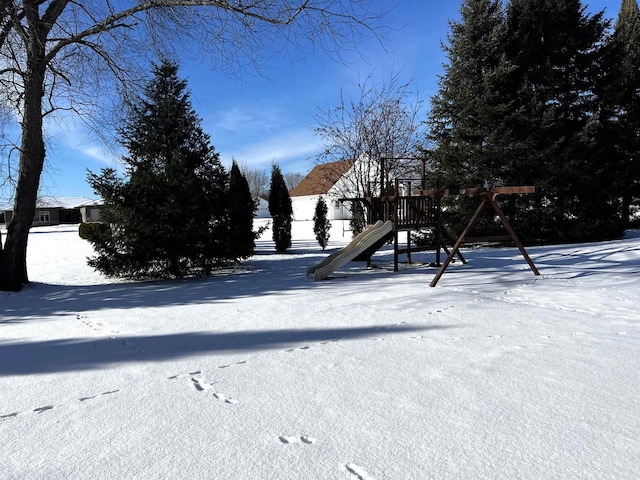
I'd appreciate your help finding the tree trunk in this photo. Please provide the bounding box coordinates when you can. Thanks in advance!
[622,192,631,230]
[0,17,47,291]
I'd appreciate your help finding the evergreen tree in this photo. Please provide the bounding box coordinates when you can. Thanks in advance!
[228,160,257,259]
[87,60,229,277]
[429,0,619,242]
[313,197,330,250]
[268,163,293,252]
[501,0,619,242]
[349,201,367,238]
[612,0,640,227]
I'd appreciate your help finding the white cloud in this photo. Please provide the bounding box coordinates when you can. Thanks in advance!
[214,107,257,131]
[44,115,121,168]
[208,104,291,134]
[219,127,320,172]
[78,144,119,166]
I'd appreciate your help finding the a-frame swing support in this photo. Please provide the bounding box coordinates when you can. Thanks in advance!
[428,186,540,287]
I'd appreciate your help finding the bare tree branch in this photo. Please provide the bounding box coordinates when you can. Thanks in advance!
[284,171,304,191]
[313,72,425,197]
[239,161,269,199]
[46,0,359,61]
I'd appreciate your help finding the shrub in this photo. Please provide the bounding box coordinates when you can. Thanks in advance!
[79,223,111,243]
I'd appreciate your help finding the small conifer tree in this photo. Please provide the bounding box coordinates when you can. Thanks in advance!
[268,163,293,252]
[349,201,366,238]
[228,161,257,259]
[313,196,330,250]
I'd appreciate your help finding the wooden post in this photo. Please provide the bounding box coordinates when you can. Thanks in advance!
[435,196,441,266]
[430,196,489,287]
[489,196,540,276]
[393,229,399,272]
[407,181,412,265]
[430,188,539,287]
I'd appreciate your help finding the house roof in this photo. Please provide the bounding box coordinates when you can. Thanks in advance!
[289,159,355,197]
[2,196,100,211]
[36,196,98,209]
[73,198,104,208]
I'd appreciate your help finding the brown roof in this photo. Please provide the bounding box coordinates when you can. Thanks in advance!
[289,159,355,197]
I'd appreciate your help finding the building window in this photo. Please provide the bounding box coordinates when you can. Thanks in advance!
[38,211,50,223]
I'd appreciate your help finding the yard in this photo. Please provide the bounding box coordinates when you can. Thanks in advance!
[1,221,638,479]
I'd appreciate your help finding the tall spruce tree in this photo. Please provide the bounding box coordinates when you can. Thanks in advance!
[428,0,512,188]
[427,0,520,236]
[268,163,293,252]
[313,196,330,250]
[428,0,623,242]
[612,0,640,227]
[87,60,229,277]
[228,161,257,259]
[501,0,619,242]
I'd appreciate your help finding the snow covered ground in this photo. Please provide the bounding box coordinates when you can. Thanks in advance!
[1,221,639,479]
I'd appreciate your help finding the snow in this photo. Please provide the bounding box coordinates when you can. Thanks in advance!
[1,222,639,479]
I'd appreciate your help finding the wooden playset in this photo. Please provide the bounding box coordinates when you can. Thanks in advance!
[345,159,540,286]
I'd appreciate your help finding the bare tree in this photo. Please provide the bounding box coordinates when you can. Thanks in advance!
[313,73,425,199]
[283,171,304,191]
[239,162,270,200]
[0,1,387,291]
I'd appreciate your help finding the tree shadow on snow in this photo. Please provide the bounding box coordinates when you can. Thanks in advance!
[428,235,640,288]
[0,324,449,375]
[2,234,639,322]
[0,243,434,323]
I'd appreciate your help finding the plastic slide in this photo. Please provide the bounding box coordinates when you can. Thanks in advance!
[306,220,394,281]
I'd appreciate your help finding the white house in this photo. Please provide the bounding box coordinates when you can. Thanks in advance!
[289,159,353,221]
[2,196,100,226]
[289,156,383,221]
[75,198,103,223]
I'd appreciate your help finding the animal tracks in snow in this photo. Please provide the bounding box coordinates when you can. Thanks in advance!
[285,345,311,352]
[76,314,148,355]
[213,360,249,370]
[283,319,424,354]
[190,376,238,404]
[167,369,205,380]
[76,314,121,336]
[79,390,120,402]
[285,339,342,353]
[344,463,375,480]
[0,405,55,420]
[425,305,456,316]
[167,360,249,382]
[278,435,317,445]
[410,331,634,343]
[191,377,214,391]
[0,389,121,422]
[213,392,238,404]
[77,314,103,332]
[32,405,54,413]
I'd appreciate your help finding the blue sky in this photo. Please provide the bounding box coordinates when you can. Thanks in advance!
[27,0,624,199]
